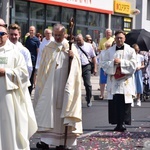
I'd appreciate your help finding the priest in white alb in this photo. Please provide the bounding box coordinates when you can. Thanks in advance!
[101,30,137,132]
[34,23,83,149]
[0,20,37,150]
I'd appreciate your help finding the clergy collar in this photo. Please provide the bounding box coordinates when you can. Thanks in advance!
[116,45,124,50]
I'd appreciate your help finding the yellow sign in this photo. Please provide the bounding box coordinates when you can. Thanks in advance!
[114,0,131,15]
[124,18,131,22]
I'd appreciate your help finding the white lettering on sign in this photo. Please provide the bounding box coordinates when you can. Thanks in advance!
[66,0,91,4]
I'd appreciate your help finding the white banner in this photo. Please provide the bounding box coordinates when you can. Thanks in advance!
[30,0,113,14]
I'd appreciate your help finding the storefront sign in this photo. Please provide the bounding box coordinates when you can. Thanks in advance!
[29,0,113,14]
[114,0,131,15]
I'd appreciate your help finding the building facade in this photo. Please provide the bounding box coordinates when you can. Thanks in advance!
[135,0,150,32]
[1,0,137,42]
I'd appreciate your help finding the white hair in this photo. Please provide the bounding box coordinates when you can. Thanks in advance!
[53,24,66,33]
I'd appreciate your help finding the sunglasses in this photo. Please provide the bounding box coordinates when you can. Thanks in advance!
[0,24,7,28]
[0,32,7,36]
[87,39,92,42]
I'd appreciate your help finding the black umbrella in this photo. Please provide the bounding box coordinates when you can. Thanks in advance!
[125,29,150,51]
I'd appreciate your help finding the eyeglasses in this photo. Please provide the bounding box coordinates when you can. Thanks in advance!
[87,39,92,42]
[0,32,7,36]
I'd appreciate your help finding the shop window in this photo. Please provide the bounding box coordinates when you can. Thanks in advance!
[12,0,28,18]
[46,5,60,21]
[88,12,107,28]
[46,22,56,30]
[88,12,99,26]
[29,21,45,35]
[30,3,44,20]
[76,26,87,36]
[61,7,74,23]
[100,14,108,28]
[30,2,45,34]
[111,15,123,33]
[76,10,88,25]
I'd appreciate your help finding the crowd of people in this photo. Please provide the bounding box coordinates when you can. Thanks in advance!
[0,17,150,149]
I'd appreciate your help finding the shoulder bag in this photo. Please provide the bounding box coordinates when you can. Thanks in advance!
[78,46,94,74]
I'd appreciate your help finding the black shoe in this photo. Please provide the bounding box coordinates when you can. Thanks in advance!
[114,125,126,132]
[56,145,72,150]
[56,145,63,150]
[36,141,49,149]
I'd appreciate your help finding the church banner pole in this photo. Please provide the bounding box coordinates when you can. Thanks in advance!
[64,17,74,150]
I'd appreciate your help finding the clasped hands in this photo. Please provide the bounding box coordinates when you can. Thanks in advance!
[114,58,121,65]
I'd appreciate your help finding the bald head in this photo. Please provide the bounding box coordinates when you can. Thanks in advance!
[0,18,5,24]
[85,34,91,39]
[76,34,84,46]
[85,34,92,43]
[29,26,36,37]
[0,18,7,28]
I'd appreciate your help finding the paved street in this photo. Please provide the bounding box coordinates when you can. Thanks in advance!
[30,75,150,150]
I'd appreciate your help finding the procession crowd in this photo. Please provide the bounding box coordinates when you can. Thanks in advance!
[0,17,150,150]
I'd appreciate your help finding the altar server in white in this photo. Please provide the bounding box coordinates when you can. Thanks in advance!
[101,30,136,132]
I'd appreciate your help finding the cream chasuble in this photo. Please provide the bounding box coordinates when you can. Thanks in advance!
[34,39,83,147]
[0,40,37,150]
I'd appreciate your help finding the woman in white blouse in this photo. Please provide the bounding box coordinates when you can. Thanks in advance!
[132,44,145,106]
